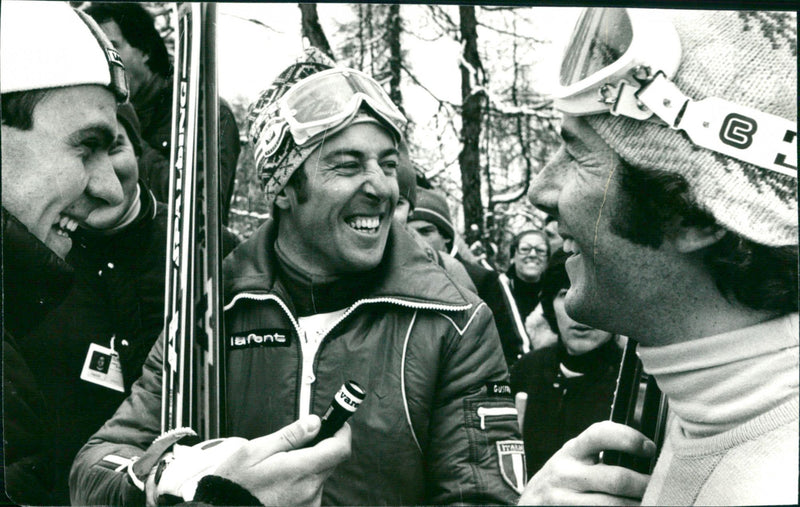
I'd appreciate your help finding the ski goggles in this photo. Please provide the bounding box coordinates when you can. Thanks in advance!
[275,67,406,150]
[552,8,797,177]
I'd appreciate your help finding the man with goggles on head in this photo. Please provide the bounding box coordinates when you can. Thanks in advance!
[72,47,523,506]
[519,8,797,506]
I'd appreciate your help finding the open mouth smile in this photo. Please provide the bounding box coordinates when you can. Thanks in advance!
[345,214,382,235]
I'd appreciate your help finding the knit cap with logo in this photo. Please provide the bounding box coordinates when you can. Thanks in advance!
[585,10,797,247]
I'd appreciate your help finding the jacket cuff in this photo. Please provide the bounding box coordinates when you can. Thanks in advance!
[192,475,261,506]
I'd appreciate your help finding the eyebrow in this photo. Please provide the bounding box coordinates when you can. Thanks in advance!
[67,124,116,149]
[323,147,399,160]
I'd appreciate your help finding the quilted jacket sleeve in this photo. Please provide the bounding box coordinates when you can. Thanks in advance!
[69,333,165,506]
[425,302,525,505]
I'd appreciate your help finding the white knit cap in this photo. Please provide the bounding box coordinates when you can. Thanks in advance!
[1,1,127,100]
[585,10,797,247]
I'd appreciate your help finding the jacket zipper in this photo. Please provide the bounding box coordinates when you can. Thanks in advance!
[476,406,518,430]
[226,292,473,417]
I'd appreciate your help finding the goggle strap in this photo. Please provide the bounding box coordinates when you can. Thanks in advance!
[74,8,129,101]
[638,74,797,178]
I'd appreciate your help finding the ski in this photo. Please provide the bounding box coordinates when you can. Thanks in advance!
[162,2,225,440]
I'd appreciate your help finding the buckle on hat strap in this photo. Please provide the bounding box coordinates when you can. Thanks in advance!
[636,73,797,178]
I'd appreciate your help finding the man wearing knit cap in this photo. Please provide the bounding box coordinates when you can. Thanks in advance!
[520,8,797,505]
[72,48,523,505]
[410,188,529,368]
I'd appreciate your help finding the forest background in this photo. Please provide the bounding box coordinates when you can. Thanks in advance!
[77,2,576,270]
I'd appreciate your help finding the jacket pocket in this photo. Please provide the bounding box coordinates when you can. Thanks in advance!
[463,398,526,496]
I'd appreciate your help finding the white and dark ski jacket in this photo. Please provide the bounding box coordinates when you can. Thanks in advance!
[70,220,525,506]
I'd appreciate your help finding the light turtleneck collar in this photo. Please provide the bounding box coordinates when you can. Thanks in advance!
[638,313,799,438]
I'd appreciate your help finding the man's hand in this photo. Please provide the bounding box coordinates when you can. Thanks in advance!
[213,414,352,506]
[518,421,655,506]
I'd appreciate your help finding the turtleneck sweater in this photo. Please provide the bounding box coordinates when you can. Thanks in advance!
[638,312,799,505]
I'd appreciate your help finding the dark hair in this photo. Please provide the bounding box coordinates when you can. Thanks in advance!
[1,89,52,130]
[539,248,570,334]
[612,159,798,314]
[510,229,549,258]
[85,3,171,78]
[273,163,310,221]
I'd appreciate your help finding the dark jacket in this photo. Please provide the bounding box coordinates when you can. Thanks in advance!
[510,339,621,477]
[2,207,75,505]
[70,221,524,506]
[457,255,526,368]
[132,74,241,223]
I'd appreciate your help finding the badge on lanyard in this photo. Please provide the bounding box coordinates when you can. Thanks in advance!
[80,335,125,392]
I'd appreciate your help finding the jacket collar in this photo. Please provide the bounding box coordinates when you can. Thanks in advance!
[223,218,472,310]
[2,207,74,337]
[71,181,158,253]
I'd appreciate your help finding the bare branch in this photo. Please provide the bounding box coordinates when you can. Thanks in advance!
[476,20,547,42]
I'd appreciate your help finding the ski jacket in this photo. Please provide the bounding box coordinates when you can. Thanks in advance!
[70,220,524,506]
[3,207,75,505]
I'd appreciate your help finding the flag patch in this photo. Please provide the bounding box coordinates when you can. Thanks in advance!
[496,440,526,494]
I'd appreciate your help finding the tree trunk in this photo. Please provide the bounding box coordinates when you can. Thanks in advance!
[458,6,484,244]
[299,4,334,59]
[386,4,405,117]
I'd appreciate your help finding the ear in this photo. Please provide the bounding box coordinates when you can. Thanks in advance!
[671,222,727,253]
[273,185,295,212]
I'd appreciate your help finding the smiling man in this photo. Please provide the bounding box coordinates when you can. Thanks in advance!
[520,8,797,506]
[1,2,128,503]
[72,49,523,505]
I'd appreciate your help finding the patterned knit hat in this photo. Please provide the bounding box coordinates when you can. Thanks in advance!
[585,10,797,247]
[247,47,336,210]
[409,188,454,242]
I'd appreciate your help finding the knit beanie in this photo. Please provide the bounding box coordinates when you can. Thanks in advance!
[247,47,335,210]
[409,188,454,241]
[1,1,128,102]
[247,48,404,211]
[116,102,144,157]
[584,10,797,247]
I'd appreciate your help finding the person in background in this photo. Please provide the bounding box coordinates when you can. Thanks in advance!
[510,249,621,477]
[520,8,797,505]
[409,188,527,368]
[394,157,476,292]
[498,229,551,353]
[71,48,522,505]
[85,2,242,224]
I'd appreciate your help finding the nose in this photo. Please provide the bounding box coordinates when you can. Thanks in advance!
[527,147,566,218]
[86,152,124,207]
[362,160,398,203]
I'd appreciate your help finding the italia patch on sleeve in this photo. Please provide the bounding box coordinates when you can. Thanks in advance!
[496,440,526,494]
[228,328,291,349]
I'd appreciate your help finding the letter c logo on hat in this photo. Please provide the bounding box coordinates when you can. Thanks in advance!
[720,113,758,150]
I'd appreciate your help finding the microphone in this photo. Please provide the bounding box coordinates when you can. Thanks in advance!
[307,380,366,447]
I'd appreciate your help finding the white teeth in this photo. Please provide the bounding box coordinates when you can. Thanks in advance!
[563,238,580,255]
[347,216,380,231]
[56,216,79,233]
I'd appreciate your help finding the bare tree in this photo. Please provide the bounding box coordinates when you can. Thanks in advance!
[458,6,486,244]
[387,4,404,117]
[299,3,334,59]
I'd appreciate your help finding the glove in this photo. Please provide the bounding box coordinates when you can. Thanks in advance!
[147,437,248,505]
